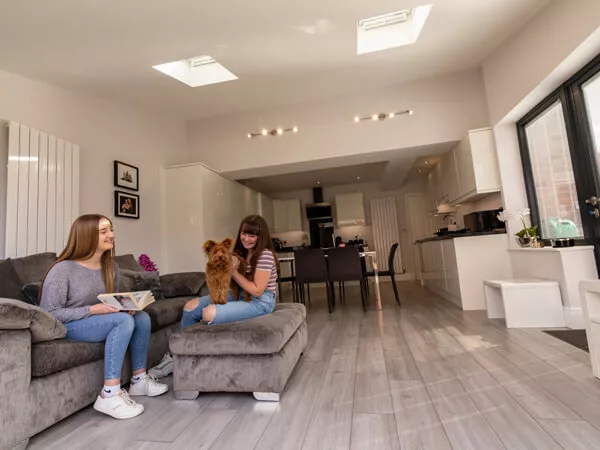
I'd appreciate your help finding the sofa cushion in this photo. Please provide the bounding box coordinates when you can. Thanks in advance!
[0,259,29,303]
[119,269,164,300]
[9,252,57,284]
[22,282,41,305]
[114,254,144,272]
[169,303,306,356]
[145,297,191,331]
[31,339,104,377]
[0,298,67,343]
[160,272,206,298]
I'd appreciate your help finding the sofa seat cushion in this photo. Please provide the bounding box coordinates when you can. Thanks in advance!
[145,296,193,331]
[169,303,306,356]
[31,339,104,377]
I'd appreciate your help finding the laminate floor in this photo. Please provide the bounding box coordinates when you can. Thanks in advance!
[29,282,600,450]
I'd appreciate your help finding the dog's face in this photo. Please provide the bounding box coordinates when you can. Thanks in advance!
[203,238,233,268]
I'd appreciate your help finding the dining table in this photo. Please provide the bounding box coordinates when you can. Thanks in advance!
[277,250,382,310]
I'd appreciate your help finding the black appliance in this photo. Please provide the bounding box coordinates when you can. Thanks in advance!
[463,209,505,233]
[306,186,334,247]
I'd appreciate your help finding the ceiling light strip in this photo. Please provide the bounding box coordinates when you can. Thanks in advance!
[354,109,413,122]
[248,126,299,138]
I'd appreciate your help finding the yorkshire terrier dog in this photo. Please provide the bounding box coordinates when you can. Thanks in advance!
[203,238,250,304]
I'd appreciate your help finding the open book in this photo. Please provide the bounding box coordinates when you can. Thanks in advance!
[97,290,155,311]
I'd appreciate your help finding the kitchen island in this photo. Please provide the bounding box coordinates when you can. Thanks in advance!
[415,232,511,310]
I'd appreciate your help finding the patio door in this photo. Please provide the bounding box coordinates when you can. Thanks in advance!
[517,53,600,273]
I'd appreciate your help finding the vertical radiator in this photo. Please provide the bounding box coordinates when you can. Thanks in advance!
[370,197,402,273]
[5,121,80,258]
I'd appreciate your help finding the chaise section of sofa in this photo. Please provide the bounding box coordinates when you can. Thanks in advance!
[0,253,207,450]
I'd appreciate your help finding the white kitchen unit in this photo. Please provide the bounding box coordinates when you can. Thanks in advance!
[417,233,512,310]
[160,163,260,274]
[273,199,303,232]
[453,127,501,203]
[335,192,366,226]
[258,193,274,231]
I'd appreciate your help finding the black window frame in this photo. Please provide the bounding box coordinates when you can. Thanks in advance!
[516,52,600,245]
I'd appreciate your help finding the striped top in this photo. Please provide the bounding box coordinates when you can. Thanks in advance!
[246,249,277,292]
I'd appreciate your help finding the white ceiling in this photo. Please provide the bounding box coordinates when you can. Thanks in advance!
[0,0,550,120]
[239,161,389,194]
[237,141,457,193]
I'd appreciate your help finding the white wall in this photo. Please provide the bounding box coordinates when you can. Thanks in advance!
[0,70,188,266]
[482,1,600,245]
[187,70,491,177]
[270,179,425,275]
[0,124,7,259]
[483,0,600,125]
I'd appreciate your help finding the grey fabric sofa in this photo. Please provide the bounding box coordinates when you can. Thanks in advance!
[0,252,208,450]
[170,302,307,402]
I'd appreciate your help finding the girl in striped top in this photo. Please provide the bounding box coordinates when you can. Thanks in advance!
[181,214,279,327]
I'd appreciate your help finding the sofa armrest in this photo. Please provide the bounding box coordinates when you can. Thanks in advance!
[0,329,31,388]
[0,298,66,343]
[159,272,207,298]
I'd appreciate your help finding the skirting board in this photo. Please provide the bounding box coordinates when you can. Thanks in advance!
[564,306,584,329]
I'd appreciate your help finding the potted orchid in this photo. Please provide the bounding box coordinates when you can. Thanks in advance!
[497,207,538,247]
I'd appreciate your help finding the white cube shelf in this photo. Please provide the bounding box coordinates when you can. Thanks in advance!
[484,278,565,328]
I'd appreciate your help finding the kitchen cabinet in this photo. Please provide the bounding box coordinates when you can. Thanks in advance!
[452,128,501,203]
[441,149,459,204]
[273,199,302,232]
[418,234,511,310]
[335,192,366,226]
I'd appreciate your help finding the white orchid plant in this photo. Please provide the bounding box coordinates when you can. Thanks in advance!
[497,207,537,239]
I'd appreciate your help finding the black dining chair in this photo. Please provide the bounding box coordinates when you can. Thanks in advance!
[294,248,333,313]
[366,243,401,306]
[326,247,367,311]
[277,259,296,303]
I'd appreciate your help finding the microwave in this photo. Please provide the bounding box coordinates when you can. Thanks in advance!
[463,209,505,233]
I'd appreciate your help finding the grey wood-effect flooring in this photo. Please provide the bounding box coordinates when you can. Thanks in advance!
[29,282,600,450]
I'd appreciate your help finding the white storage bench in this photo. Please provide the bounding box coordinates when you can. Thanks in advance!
[483,278,565,328]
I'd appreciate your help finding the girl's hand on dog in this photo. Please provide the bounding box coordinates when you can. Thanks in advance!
[230,255,240,273]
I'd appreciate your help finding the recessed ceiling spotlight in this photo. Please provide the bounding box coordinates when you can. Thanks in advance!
[357,176,361,180]
[424,161,429,164]
[354,109,413,122]
[248,126,299,138]
[418,169,422,173]
[317,181,321,185]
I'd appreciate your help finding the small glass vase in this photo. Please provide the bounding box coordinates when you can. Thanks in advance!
[516,236,532,247]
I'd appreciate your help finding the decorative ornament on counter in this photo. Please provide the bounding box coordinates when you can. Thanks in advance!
[497,208,540,248]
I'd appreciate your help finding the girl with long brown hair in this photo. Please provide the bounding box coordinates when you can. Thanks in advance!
[147,215,278,379]
[40,214,167,420]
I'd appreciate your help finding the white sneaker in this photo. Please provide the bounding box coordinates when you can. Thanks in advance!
[93,389,144,419]
[148,352,174,378]
[129,374,169,397]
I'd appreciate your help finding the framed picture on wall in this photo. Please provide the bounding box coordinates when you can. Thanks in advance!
[115,191,140,219]
[114,160,139,191]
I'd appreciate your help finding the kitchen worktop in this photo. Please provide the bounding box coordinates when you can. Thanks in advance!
[415,230,506,244]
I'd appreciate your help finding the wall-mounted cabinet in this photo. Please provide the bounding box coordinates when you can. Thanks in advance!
[427,128,501,208]
[273,199,303,232]
[453,128,501,202]
[335,192,366,226]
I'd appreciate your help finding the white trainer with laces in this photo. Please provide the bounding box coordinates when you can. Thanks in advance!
[93,389,144,419]
[129,374,169,397]
[148,352,174,379]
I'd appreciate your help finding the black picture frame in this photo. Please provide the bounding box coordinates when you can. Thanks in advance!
[114,160,139,191]
[114,191,140,219]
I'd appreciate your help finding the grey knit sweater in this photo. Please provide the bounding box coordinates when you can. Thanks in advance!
[40,260,120,323]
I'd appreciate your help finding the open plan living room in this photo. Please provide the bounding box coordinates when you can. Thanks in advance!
[3,1,600,449]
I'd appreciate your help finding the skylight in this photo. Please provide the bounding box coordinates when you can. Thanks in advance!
[357,4,433,55]
[152,55,238,88]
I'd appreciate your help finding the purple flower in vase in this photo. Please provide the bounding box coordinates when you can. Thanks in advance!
[138,254,158,272]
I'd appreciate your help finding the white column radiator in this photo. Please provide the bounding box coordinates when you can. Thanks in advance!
[370,197,402,273]
[5,121,80,258]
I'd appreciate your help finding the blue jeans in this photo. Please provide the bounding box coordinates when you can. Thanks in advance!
[181,290,276,328]
[64,311,151,380]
